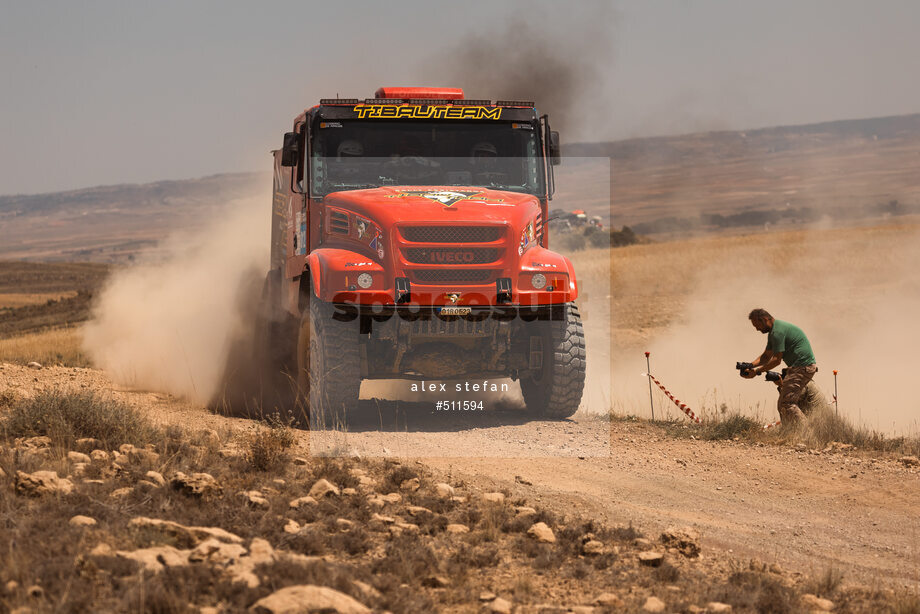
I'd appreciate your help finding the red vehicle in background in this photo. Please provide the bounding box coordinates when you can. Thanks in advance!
[262,87,585,422]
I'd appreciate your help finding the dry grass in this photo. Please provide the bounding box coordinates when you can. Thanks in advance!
[0,326,89,367]
[1,413,916,613]
[748,404,920,455]
[0,389,159,448]
[651,403,920,457]
[793,405,920,455]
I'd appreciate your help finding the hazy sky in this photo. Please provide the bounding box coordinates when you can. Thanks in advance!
[2,0,920,195]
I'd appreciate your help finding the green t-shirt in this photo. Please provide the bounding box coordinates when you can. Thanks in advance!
[766,320,816,368]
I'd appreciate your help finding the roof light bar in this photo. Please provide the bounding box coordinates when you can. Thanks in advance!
[375,86,464,100]
[496,100,535,107]
[319,98,360,105]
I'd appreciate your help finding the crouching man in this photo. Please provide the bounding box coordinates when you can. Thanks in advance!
[742,308,818,425]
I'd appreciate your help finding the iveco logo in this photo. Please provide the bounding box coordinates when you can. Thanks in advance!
[429,250,475,263]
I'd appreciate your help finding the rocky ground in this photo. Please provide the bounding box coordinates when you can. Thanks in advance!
[1,362,919,613]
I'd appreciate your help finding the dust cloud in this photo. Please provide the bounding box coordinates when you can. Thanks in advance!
[609,223,920,434]
[417,5,616,140]
[82,198,270,406]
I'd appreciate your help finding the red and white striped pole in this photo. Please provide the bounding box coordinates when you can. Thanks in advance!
[645,351,655,420]
[643,371,781,430]
[643,372,702,424]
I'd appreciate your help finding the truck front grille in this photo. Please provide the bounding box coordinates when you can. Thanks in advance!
[403,247,500,264]
[408,316,496,337]
[400,226,503,243]
[411,269,497,284]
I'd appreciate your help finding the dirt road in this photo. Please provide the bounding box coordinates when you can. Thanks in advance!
[425,420,920,589]
[3,363,918,591]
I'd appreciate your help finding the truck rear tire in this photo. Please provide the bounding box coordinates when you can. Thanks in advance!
[296,291,361,429]
[520,302,586,419]
[255,270,295,376]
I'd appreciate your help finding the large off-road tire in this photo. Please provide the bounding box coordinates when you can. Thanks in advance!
[296,290,361,429]
[520,302,586,419]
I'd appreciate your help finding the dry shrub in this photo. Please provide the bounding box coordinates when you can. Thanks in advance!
[409,492,454,515]
[372,534,440,584]
[796,405,920,455]
[243,413,294,472]
[478,503,514,542]
[501,514,534,534]
[804,565,845,597]
[568,559,591,579]
[0,390,17,411]
[609,522,644,543]
[531,546,565,571]
[708,571,796,614]
[512,574,536,599]
[591,552,617,570]
[415,512,449,536]
[329,526,372,556]
[448,544,501,571]
[458,506,482,528]
[310,457,358,489]
[0,389,159,448]
[381,464,418,493]
[698,413,762,440]
[653,561,680,583]
[891,593,920,614]
[284,529,327,556]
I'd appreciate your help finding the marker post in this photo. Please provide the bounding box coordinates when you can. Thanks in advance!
[645,351,655,420]
[833,370,839,415]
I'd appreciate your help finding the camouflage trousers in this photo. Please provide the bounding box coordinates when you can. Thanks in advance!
[777,364,818,425]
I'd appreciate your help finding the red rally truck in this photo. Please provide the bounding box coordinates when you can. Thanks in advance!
[263,87,585,422]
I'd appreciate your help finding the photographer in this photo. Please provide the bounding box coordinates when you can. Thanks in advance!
[741,308,818,425]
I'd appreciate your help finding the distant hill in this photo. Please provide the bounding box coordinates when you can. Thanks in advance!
[0,172,265,217]
[3,112,920,261]
[565,113,920,232]
[0,172,269,262]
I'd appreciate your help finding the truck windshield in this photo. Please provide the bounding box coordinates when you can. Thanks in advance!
[310,120,545,197]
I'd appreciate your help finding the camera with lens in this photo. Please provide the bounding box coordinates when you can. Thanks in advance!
[765,371,781,382]
[735,361,755,376]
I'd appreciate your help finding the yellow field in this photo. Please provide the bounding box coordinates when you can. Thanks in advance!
[0,291,77,309]
[0,326,89,367]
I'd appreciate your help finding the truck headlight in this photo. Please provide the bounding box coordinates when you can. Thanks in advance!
[531,273,547,289]
[357,273,373,289]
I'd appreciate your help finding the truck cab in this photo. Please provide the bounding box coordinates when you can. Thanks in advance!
[265,87,585,423]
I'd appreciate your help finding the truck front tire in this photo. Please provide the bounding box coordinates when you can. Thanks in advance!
[296,290,361,429]
[520,302,586,419]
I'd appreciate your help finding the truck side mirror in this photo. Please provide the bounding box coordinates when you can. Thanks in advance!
[549,131,561,166]
[281,132,299,167]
